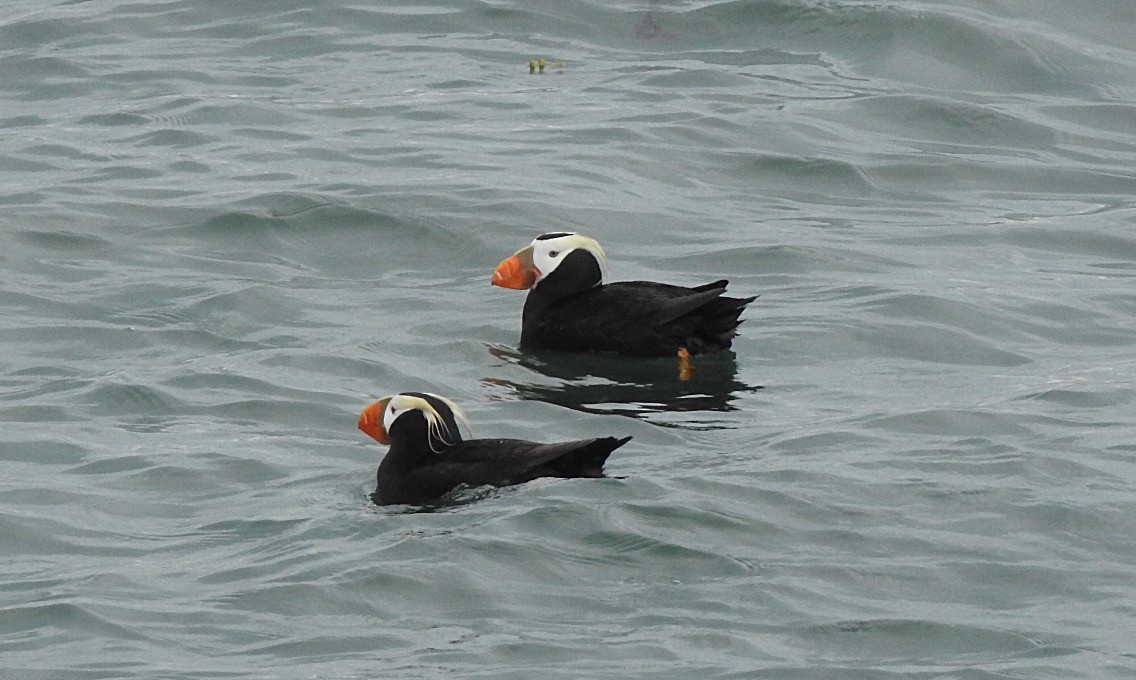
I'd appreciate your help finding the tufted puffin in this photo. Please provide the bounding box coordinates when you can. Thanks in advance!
[357,391,631,506]
[491,232,756,357]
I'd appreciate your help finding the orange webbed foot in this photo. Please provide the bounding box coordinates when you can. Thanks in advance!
[677,347,694,381]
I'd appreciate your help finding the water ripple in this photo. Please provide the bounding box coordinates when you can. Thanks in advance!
[3,0,1136,678]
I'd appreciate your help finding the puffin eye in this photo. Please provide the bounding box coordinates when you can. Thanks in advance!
[549,250,560,257]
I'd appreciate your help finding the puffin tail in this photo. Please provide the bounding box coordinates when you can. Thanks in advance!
[689,293,756,352]
[548,436,632,478]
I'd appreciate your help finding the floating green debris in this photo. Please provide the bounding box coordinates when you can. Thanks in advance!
[527,58,564,74]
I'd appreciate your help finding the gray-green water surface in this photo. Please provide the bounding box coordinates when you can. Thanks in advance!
[2,1,1135,678]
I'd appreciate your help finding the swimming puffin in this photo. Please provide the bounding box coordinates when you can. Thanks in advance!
[491,233,756,357]
[357,391,631,506]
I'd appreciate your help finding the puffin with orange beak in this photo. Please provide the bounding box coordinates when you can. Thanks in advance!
[492,232,756,358]
[358,391,631,506]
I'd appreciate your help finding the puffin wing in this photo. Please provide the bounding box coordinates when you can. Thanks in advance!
[610,280,755,354]
[496,436,630,479]
[401,436,630,494]
[647,285,729,326]
[529,280,752,356]
[592,280,728,324]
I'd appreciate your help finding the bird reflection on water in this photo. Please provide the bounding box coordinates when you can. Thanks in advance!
[483,344,761,426]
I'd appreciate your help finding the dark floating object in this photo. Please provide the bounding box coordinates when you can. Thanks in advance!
[358,391,630,507]
[492,232,756,360]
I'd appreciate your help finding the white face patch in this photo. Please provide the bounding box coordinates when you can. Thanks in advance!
[381,394,413,434]
[382,393,471,451]
[529,233,606,283]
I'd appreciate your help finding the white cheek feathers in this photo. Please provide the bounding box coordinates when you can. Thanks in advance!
[382,399,404,433]
[531,242,566,280]
[529,233,606,282]
[382,393,471,451]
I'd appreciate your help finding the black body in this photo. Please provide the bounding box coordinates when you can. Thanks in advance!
[520,249,755,357]
[371,404,630,506]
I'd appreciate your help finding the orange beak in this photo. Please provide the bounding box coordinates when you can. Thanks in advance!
[358,397,391,444]
[491,246,540,289]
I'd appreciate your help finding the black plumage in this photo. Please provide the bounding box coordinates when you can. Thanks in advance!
[493,235,755,357]
[523,278,753,356]
[359,392,630,507]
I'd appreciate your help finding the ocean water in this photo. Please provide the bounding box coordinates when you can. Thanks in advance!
[2,0,1136,677]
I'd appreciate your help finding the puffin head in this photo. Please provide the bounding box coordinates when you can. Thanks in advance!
[491,232,606,291]
[358,392,470,452]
